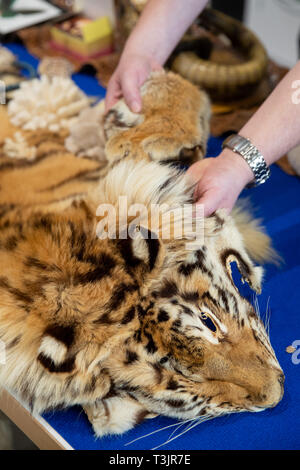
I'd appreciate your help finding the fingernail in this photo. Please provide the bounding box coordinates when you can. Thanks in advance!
[131,101,141,113]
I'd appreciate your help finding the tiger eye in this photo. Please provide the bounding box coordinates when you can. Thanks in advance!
[200,313,217,333]
[160,356,168,364]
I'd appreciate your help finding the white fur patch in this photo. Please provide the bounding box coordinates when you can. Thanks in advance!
[131,234,150,263]
[38,336,67,364]
[85,397,149,437]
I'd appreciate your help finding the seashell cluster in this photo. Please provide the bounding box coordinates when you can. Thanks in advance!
[3,132,37,161]
[8,76,90,133]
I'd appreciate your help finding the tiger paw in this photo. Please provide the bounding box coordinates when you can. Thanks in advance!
[84,396,152,437]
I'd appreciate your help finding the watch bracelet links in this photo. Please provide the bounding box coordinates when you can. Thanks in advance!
[222,134,271,188]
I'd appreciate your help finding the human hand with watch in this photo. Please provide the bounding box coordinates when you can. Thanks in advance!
[187,60,300,216]
[105,0,300,216]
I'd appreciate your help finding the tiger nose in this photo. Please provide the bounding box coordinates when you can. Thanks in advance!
[262,372,285,408]
[278,373,285,386]
[276,373,285,403]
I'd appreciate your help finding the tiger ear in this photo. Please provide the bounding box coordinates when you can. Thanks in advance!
[206,210,264,293]
[222,249,263,294]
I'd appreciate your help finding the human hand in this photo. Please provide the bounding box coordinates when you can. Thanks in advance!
[105,53,162,113]
[187,150,254,217]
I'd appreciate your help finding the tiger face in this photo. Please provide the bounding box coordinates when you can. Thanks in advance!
[0,159,283,437]
[136,238,284,418]
[95,214,283,435]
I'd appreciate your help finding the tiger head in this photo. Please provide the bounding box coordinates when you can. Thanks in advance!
[0,159,283,437]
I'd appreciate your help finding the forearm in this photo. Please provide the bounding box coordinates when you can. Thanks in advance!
[123,0,208,65]
[239,61,300,166]
[219,61,300,186]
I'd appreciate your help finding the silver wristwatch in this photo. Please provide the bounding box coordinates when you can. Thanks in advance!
[222,134,270,187]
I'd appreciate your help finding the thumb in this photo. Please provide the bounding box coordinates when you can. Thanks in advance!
[150,59,163,72]
[105,76,122,113]
[195,189,220,217]
[121,74,143,113]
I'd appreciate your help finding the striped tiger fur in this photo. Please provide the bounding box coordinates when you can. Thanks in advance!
[0,72,283,438]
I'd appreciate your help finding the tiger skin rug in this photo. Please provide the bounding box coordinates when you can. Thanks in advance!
[0,71,283,438]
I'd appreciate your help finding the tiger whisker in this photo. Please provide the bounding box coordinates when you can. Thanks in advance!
[267,305,271,337]
[253,294,261,319]
[154,414,216,450]
[253,294,272,340]
[151,414,215,450]
[124,417,197,446]
[151,420,202,450]
[265,296,271,338]
[167,416,197,441]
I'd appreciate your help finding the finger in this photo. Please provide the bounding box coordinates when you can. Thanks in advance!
[186,159,212,183]
[121,74,142,113]
[105,76,122,113]
[151,61,163,72]
[195,189,220,217]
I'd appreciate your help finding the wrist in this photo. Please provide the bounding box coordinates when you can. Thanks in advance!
[120,43,163,72]
[218,148,255,187]
[123,30,165,66]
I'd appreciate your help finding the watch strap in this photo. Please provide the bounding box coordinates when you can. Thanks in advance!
[222,134,270,187]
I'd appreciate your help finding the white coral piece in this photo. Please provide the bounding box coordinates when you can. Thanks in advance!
[65,100,107,161]
[3,132,37,161]
[8,76,90,133]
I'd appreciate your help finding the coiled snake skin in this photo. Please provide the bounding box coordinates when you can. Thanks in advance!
[117,3,268,100]
[171,9,268,100]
